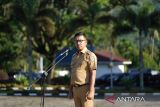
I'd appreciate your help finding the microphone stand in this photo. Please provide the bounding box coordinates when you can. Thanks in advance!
[28,50,69,107]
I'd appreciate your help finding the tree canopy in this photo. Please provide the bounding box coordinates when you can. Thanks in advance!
[0,0,159,73]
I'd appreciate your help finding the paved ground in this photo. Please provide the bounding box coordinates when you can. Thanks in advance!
[0,96,160,107]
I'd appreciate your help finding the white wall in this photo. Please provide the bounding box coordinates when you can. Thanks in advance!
[96,64,124,79]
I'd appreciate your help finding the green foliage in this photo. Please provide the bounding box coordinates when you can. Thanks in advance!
[143,52,159,70]
[0,0,160,74]
[0,32,24,70]
[13,0,40,19]
[116,39,139,67]
[0,11,27,70]
[97,0,109,7]
[15,75,29,86]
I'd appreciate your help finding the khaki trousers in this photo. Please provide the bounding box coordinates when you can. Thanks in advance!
[73,85,93,107]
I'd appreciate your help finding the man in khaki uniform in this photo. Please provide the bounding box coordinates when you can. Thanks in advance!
[69,32,97,107]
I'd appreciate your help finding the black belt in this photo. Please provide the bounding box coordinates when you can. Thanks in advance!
[72,83,89,87]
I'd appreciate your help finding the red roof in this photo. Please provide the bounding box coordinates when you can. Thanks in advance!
[94,50,129,62]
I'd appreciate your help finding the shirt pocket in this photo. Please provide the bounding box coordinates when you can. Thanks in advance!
[80,59,89,69]
[72,60,81,70]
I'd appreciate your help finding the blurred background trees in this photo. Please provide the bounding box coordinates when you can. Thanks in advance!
[0,0,160,87]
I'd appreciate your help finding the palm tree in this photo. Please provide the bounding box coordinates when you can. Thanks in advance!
[125,0,160,90]
[105,0,160,90]
[2,0,96,83]
[148,29,160,58]
[2,0,56,83]
[0,1,28,71]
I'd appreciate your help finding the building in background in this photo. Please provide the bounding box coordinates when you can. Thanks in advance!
[95,50,132,78]
[55,47,132,78]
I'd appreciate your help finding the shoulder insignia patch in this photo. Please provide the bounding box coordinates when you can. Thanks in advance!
[90,55,95,62]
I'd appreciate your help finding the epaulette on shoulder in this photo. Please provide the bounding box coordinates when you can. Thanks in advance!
[86,49,91,54]
[86,50,94,57]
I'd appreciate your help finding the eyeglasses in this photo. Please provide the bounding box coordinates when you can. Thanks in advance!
[74,40,86,43]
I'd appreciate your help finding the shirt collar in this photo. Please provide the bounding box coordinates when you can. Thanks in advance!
[76,47,88,54]
[81,47,87,54]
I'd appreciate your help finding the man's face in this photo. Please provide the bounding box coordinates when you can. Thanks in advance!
[74,35,87,51]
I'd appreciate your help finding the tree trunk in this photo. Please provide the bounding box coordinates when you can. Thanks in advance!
[151,37,154,58]
[110,46,113,89]
[139,29,144,90]
[28,35,33,86]
[46,60,55,84]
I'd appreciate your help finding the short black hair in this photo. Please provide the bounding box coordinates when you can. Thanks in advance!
[74,32,87,39]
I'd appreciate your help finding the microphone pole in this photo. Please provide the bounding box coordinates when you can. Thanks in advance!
[44,49,70,76]
[28,48,70,89]
[40,49,69,107]
[27,49,70,107]
[41,49,70,77]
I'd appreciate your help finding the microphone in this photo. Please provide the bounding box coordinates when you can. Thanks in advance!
[28,48,70,90]
[52,48,70,63]
[60,48,70,56]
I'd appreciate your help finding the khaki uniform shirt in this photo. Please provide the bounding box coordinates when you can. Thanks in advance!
[70,48,97,85]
